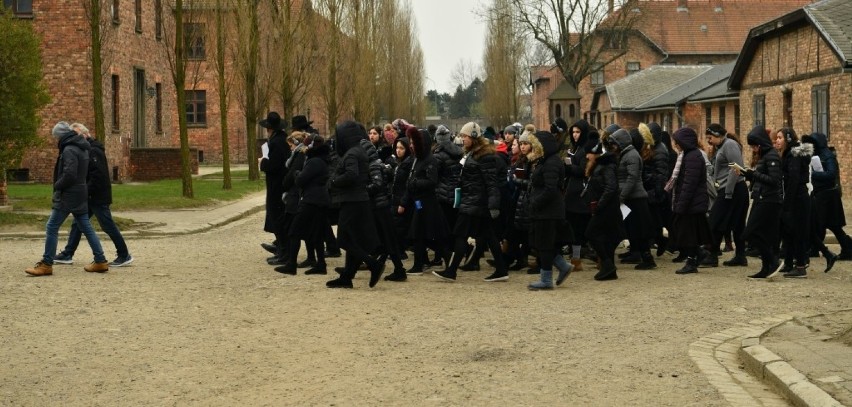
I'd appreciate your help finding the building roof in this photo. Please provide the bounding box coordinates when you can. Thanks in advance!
[549,80,581,100]
[632,0,813,56]
[641,61,736,108]
[729,0,852,88]
[603,65,712,111]
[688,77,739,103]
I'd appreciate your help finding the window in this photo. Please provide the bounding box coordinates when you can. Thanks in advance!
[111,75,120,131]
[155,83,163,133]
[134,0,142,32]
[812,85,829,139]
[555,104,562,118]
[3,0,33,16]
[718,105,726,129]
[185,90,207,126]
[184,23,206,60]
[753,95,765,127]
[626,61,640,76]
[734,103,740,135]
[112,0,120,24]
[705,106,712,129]
[155,0,162,40]
[783,90,793,127]
[591,64,604,86]
[569,104,575,118]
[603,31,626,49]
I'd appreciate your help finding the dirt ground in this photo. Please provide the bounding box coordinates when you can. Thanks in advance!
[1,212,850,406]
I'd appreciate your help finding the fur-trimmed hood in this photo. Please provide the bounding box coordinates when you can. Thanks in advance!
[790,142,814,158]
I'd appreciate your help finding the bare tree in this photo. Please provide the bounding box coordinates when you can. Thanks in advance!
[272,0,314,119]
[482,0,526,127]
[81,0,118,141]
[504,0,642,89]
[212,0,236,189]
[450,59,480,93]
[162,0,195,197]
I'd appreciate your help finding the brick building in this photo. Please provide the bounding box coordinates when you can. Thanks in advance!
[531,0,813,132]
[728,0,852,186]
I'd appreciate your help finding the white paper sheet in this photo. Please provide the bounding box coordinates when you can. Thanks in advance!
[620,203,631,220]
[261,142,269,159]
[810,156,824,172]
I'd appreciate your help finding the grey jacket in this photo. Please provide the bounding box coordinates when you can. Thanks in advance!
[611,129,647,201]
[712,137,745,199]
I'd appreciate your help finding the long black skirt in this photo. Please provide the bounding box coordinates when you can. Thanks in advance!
[530,219,563,252]
[623,197,654,240]
[374,206,402,256]
[289,203,327,243]
[337,200,380,254]
[407,197,450,241]
[565,212,589,245]
[669,213,713,250]
[742,201,782,247]
[707,182,749,233]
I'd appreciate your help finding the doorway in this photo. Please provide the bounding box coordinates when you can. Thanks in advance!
[133,68,147,147]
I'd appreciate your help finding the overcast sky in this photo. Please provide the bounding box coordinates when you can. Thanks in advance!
[410,0,488,95]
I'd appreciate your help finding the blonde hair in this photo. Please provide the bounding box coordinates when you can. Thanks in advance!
[70,122,90,136]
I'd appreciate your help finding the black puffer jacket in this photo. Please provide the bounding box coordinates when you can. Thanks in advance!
[391,137,412,208]
[329,122,370,204]
[807,132,838,193]
[512,158,532,230]
[611,129,647,201]
[403,130,440,204]
[565,121,590,213]
[85,138,112,205]
[433,140,463,205]
[671,129,709,215]
[528,131,565,220]
[781,142,813,211]
[282,144,307,213]
[364,139,393,209]
[458,142,501,217]
[744,126,782,204]
[296,143,331,207]
[52,131,91,214]
[643,124,670,204]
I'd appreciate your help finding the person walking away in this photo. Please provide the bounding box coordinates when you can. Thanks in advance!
[803,132,852,262]
[288,134,332,275]
[258,112,291,265]
[774,128,818,277]
[704,124,749,268]
[26,122,109,276]
[274,131,309,274]
[53,123,132,267]
[738,126,785,279]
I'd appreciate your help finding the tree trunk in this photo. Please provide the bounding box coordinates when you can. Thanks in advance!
[245,2,260,181]
[216,1,231,190]
[174,0,194,198]
[89,0,106,141]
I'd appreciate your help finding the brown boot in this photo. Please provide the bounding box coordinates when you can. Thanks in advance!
[571,258,584,272]
[84,261,109,273]
[25,261,53,276]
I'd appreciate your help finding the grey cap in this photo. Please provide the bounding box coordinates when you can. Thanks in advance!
[52,121,72,138]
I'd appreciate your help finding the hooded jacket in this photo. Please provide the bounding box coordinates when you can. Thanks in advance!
[52,130,91,214]
[85,137,112,205]
[744,125,782,203]
[432,138,463,205]
[295,142,331,207]
[671,128,709,215]
[528,131,566,220]
[403,129,441,204]
[642,123,669,204]
[781,141,814,210]
[362,138,393,209]
[565,121,592,213]
[458,140,501,216]
[610,129,647,201]
[391,137,413,207]
[329,121,370,204]
[805,132,838,192]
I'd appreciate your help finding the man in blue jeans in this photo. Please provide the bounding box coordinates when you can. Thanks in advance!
[26,122,109,276]
[53,123,133,267]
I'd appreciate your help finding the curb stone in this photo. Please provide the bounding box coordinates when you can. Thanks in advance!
[689,312,845,407]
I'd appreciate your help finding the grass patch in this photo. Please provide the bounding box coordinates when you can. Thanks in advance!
[7,174,264,211]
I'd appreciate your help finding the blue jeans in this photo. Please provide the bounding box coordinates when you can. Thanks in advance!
[63,203,129,258]
[43,208,106,265]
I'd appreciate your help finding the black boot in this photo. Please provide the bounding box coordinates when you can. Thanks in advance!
[723,255,748,267]
[384,267,407,282]
[824,250,838,273]
[368,258,385,288]
[838,234,852,260]
[675,257,699,274]
[634,251,657,270]
[619,250,640,263]
[698,249,718,268]
[274,262,297,275]
[671,252,687,263]
[594,258,618,281]
[655,238,668,257]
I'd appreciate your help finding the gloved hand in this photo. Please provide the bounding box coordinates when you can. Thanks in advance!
[489,209,500,219]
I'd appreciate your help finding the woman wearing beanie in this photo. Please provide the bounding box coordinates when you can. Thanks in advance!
[774,128,820,277]
[609,128,657,270]
[583,137,624,281]
[433,122,508,282]
[739,125,784,279]
[705,123,749,268]
[326,121,385,288]
[667,128,713,274]
[507,132,536,272]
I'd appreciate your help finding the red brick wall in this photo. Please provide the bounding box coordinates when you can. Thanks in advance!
[130,148,199,181]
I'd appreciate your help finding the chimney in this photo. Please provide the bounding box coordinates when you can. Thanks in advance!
[677,0,688,12]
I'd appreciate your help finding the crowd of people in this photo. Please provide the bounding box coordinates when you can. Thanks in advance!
[258,112,851,289]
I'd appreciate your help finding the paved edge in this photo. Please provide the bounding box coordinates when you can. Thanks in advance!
[689,311,845,407]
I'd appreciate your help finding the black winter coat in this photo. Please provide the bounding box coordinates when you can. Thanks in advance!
[458,143,501,217]
[260,129,290,232]
[433,140,463,205]
[512,159,532,230]
[644,143,670,204]
[52,131,91,214]
[528,136,566,221]
[329,145,370,204]
[745,129,783,204]
[295,144,331,207]
[808,132,839,193]
[364,140,393,209]
[583,153,623,243]
[85,138,112,205]
[391,156,413,207]
[781,143,813,211]
[672,149,709,215]
[282,145,306,214]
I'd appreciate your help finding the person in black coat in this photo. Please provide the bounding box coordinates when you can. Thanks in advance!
[54,123,132,267]
[667,128,713,274]
[399,127,450,275]
[285,135,332,275]
[26,122,108,276]
[774,128,820,277]
[362,138,407,281]
[433,122,508,282]
[326,121,385,289]
[583,138,624,281]
[739,125,784,279]
[803,132,852,261]
[391,137,414,254]
[643,123,671,256]
[258,112,291,263]
[565,120,592,271]
[527,131,571,290]
[274,132,309,274]
[432,124,463,242]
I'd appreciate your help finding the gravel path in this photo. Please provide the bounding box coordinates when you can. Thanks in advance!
[2,212,849,406]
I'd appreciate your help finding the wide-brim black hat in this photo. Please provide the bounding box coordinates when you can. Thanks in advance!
[259,112,286,130]
[291,115,315,132]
